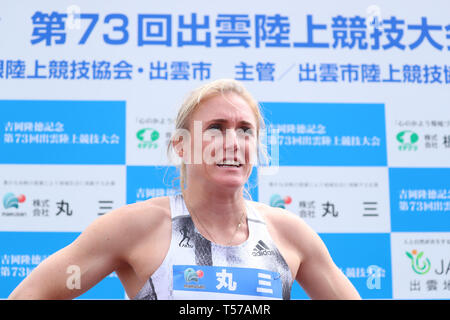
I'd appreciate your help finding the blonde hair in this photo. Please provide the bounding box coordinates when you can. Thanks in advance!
[166,79,269,199]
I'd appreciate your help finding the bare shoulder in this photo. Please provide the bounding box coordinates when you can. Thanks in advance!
[249,201,311,236]
[248,201,322,254]
[81,196,171,248]
[113,196,171,224]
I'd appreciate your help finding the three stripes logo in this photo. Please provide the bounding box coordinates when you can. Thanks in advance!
[252,240,275,257]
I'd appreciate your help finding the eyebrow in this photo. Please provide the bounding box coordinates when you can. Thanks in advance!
[206,118,255,128]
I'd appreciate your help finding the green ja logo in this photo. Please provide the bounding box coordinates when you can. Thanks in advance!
[406,249,431,275]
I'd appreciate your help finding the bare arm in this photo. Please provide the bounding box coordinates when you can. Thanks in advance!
[8,205,143,300]
[294,219,361,299]
[262,204,360,300]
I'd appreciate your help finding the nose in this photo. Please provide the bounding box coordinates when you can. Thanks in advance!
[223,128,247,163]
[224,128,241,153]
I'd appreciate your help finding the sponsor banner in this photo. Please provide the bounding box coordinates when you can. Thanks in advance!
[0,100,126,164]
[387,96,450,168]
[0,0,449,300]
[127,109,176,166]
[126,165,180,204]
[0,231,124,299]
[259,166,390,233]
[0,165,125,232]
[173,265,282,299]
[292,233,392,299]
[391,123,450,167]
[260,102,387,166]
[389,168,450,232]
[391,232,450,299]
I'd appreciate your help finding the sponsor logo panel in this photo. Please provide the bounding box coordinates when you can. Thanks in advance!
[0,165,125,232]
[260,102,387,166]
[389,168,450,232]
[391,233,450,299]
[0,100,125,165]
[259,166,390,233]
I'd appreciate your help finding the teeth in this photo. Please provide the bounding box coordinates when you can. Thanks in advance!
[217,160,240,166]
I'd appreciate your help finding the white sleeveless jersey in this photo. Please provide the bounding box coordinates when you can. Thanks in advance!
[133,194,293,300]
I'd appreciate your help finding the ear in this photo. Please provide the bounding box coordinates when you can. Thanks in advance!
[172,135,184,157]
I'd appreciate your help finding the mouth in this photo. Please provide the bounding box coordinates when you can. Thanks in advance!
[216,160,242,168]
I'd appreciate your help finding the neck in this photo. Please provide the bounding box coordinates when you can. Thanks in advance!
[182,183,248,245]
[183,185,246,223]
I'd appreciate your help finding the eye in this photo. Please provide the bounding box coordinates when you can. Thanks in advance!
[240,126,254,135]
[207,123,222,131]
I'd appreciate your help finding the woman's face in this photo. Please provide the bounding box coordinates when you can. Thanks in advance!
[182,92,258,190]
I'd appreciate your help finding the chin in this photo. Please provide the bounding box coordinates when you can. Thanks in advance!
[203,165,251,190]
[209,176,246,190]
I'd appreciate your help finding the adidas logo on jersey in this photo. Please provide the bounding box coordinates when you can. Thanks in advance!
[252,240,275,256]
